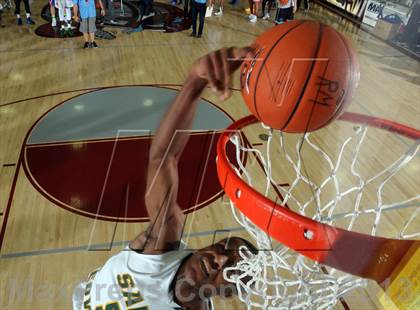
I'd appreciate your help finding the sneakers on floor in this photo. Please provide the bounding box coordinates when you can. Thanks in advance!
[263,13,270,20]
[91,41,98,48]
[214,8,223,16]
[83,42,90,49]
[26,17,35,25]
[249,14,257,22]
[205,6,213,17]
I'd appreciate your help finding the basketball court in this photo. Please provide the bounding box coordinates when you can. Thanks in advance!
[0,1,419,309]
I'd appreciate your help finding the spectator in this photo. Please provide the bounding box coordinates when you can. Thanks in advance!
[190,0,206,37]
[248,0,260,22]
[205,0,213,17]
[0,2,4,27]
[50,0,57,26]
[214,0,224,15]
[14,0,35,25]
[275,0,295,24]
[73,0,105,48]
[261,0,273,19]
[104,0,115,23]
[56,0,74,35]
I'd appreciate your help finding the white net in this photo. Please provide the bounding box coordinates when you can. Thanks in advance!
[222,116,419,309]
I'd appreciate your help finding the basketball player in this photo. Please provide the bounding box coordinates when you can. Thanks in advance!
[72,46,257,310]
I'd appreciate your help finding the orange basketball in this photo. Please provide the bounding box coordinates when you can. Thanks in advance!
[240,20,360,132]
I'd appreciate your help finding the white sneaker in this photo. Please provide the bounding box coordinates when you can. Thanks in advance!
[263,13,270,20]
[249,14,257,22]
[205,6,213,17]
[51,17,57,27]
[248,14,254,20]
[214,8,223,16]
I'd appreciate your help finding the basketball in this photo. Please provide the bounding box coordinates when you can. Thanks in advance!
[240,20,360,132]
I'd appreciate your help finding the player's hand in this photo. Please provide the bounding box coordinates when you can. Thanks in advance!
[190,46,255,101]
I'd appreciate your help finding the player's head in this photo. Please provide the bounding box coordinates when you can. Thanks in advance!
[173,237,257,305]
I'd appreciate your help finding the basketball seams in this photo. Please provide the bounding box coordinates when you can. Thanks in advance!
[252,21,307,123]
[280,23,324,131]
[316,31,354,130]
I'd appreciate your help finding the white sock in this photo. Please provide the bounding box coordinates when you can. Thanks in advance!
[26,13,30,18]
[17,14,21,18]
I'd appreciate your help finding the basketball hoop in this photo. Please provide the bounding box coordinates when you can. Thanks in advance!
[216,112,419,309]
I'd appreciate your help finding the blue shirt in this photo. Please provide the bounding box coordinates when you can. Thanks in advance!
[194,0,206,3]
[73,0,97,19]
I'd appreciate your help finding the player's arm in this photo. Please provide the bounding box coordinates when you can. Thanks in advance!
[130,47,254,254]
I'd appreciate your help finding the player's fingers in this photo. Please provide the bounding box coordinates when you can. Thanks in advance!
[210,50,224,93]
[205,55,218,92]
[220,48,231,100]
[226,46,255,74]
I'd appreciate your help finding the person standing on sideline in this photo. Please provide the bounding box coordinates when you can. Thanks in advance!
[50,0,57,27]
[248,0,261,22]
[190,0,206,38]
[274,0,295,24]
[0,2,4,27]
[261,0,273,19]
[14,0,35,25]
[72,0,105,48]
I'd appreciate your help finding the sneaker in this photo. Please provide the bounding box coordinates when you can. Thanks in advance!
[248,14,255,20]
[249,15,257,22]
[26,17,35,25]
[83,42,90,49]
[91,41,98,48]
[197,33,202,38]
[51,17,57,27]
[205,6,213,17]
[263,13,270,20]
[214,8,223,16]
[17,17,22,25]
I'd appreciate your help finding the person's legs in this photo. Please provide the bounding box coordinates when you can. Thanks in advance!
[190,2,198,35]
[214,0,223,15]
[106,0,115,21]
[286,6,293,20]
[22,0,34,23]
[254,0,260,17]
[248,0,253,15]
[88,17,97,46]
[79,18,90,47]
[50,0,57,26]
[261,0,267,17]
[303,0,309,11]
[197,2,205,36]
[14,0,22,24]
[0,4,4,27]
[205,0,213,17]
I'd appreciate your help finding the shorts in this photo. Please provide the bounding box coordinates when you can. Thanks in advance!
[80,17,96,33]
[275,6,293,22]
